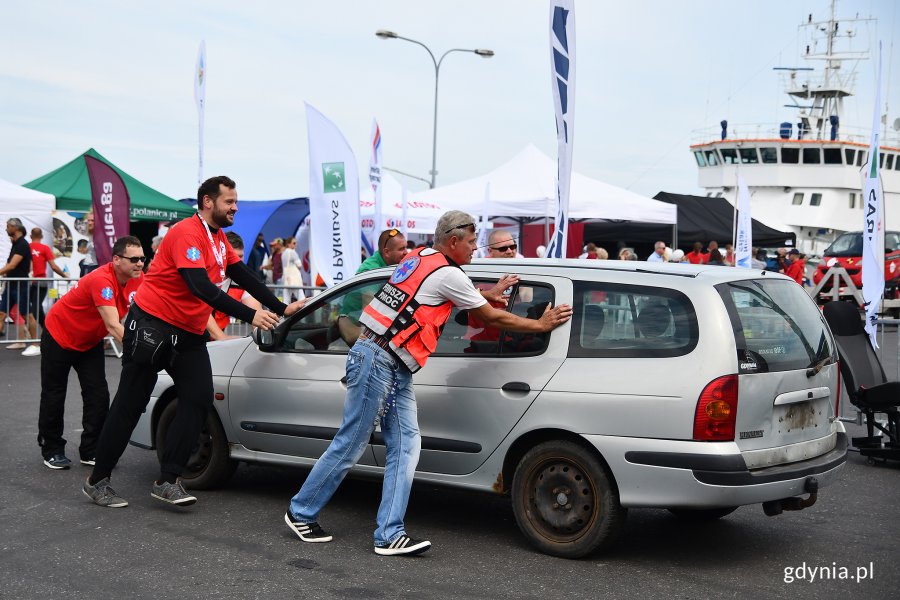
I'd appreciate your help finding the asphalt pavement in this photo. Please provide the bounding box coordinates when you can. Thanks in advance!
[1,344,899,600]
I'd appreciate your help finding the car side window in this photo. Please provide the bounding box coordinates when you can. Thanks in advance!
[281,278,387,352]
[434,280,554,357]
[568,282,698,358]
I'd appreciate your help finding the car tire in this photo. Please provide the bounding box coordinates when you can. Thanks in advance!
[155,399,237,490]
[511,440,626,558]
[667,507,738,521]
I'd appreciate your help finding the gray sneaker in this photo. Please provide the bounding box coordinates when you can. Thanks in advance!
[83,477,129,508]
[151,479,197,506]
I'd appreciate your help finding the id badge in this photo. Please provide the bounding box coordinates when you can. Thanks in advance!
[217,276,232,293]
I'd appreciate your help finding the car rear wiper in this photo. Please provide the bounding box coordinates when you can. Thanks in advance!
[805,356,833,377]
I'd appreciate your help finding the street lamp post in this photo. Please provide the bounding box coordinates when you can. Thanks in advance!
[376,30,493,189]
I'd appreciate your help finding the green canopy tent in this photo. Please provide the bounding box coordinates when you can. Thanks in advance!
[24,148,194,222]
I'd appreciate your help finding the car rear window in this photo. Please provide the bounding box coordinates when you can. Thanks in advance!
[717,279,834,373]
[568,282,698,358]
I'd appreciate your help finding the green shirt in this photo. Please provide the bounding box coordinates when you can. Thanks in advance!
[357,252,387,274]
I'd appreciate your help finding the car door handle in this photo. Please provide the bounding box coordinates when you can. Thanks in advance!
[502,382,530,393]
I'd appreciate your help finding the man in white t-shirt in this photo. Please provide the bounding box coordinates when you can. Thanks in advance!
[284,210,573,556]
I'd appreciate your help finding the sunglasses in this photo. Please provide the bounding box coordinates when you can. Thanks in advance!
[442,222,475,235]
[490,244,517,253]
[116,254,146,264]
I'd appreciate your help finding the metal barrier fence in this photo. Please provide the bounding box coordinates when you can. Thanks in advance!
[0,277,322,346]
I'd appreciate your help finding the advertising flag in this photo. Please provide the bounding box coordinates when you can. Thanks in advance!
[862,41,884,347]
[306,103,361,287]
[367,119,383,255]
[84,155,130,266]
[475,182,491,258]
[734,175,753,268]
[544,0,575,259]
[194,41,207,185]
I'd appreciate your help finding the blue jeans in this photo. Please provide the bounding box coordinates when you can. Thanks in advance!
[289,338,419,545]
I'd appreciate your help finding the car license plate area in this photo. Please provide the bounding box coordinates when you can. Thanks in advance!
[773,400,822,436]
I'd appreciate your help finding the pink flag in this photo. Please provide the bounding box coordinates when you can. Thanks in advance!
[85,155,131,265]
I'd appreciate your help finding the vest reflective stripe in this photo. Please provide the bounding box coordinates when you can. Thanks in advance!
[359,248,456,372]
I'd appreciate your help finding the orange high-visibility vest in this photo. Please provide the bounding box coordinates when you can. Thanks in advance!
[359,248,457,372]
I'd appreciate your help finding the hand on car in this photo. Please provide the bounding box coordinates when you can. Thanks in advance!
[283,298,307,317]
[538,303,573,331]
[252,309,280,330]
[482,274,520,305]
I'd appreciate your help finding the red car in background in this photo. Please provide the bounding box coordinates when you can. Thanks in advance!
[812,230,900,298]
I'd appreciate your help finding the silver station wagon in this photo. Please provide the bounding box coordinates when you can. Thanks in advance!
[131,259,847,558]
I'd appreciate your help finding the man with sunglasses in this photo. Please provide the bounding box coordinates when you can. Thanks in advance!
[358,228,408,274]
[37,235,145,470]
[486,229,518,258]
[285,211,573,556]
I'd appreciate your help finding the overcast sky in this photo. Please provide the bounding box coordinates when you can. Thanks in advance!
[1,0,897,202]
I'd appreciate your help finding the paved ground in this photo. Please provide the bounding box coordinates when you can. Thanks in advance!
[1,346,898,600]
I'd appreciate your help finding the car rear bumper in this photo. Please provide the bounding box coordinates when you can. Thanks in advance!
[584,431,848,508]
[626,432,847,486]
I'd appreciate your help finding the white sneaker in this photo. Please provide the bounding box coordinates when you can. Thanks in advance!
[21,345,41,357]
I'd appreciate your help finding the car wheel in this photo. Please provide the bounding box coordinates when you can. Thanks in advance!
[511,440,626,558]
[667,507,738,521]
[155,399,237,490]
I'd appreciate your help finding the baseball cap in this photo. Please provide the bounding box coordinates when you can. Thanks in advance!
[788,248,800,255]
[269,237,283,246]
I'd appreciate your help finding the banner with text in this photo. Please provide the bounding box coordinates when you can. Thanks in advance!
[85,155,130,266]
[862,41,884,348]
[545,0,575,259]
[366,119,383,256]
[306,103,361,287]
[734,175,753,268]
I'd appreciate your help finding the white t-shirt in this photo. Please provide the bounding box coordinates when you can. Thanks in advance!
[413,250,487,311]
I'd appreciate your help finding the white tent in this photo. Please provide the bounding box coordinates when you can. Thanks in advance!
[359,172,445,234]
[0,178,55,264]
[409,144,677,224]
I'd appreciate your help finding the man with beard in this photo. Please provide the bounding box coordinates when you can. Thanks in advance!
[83,176,306,509]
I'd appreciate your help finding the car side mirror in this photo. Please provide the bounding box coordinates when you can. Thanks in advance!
[254,327,276,352]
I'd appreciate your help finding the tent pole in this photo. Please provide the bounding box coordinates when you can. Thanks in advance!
[672,224,677,251]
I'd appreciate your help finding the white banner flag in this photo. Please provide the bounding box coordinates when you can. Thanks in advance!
[475,182,491,258]
[194,41,206,186]
[862,41,884,348]
[545,0,575,259]
[734,175,753,268]
[367,119,383,255]
[306,103,361,287]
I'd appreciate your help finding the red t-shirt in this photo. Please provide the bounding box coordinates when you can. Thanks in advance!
[785,259,805,284]
[30,242,55,277]
[45,263,143,351]
[135,214,240,333]
[213,286,246,331]
[686,251,709,265]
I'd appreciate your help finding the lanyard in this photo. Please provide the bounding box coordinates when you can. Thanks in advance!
[198,213,226,282]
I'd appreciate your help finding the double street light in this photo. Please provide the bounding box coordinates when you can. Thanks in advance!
[375,29,494,189]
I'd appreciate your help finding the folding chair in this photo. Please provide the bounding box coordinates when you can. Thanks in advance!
[823,301,900,464]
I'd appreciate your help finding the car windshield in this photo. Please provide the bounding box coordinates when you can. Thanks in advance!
[823,232,863,257]
[717,279,835,373]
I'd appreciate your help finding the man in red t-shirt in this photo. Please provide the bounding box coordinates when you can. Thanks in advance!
[784,249,806,285]
[686,241,709,265]
[22,228,68,357]
[208,232,261,340]
[84,176,306,509]
[37,236,144,470]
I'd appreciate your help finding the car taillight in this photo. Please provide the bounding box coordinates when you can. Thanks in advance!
[693,374,739,441]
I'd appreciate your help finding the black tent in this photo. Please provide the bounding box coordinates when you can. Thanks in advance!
[583,192,796,252]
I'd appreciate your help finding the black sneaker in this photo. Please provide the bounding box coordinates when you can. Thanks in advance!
[83,477,128,508]
[80,458,96,466]
[374,535,431,556]
[151,479,197,506]
[284,511,332,542]
[43,453,72,470]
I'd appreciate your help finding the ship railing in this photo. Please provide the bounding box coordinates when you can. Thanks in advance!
[690,124,892,146]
